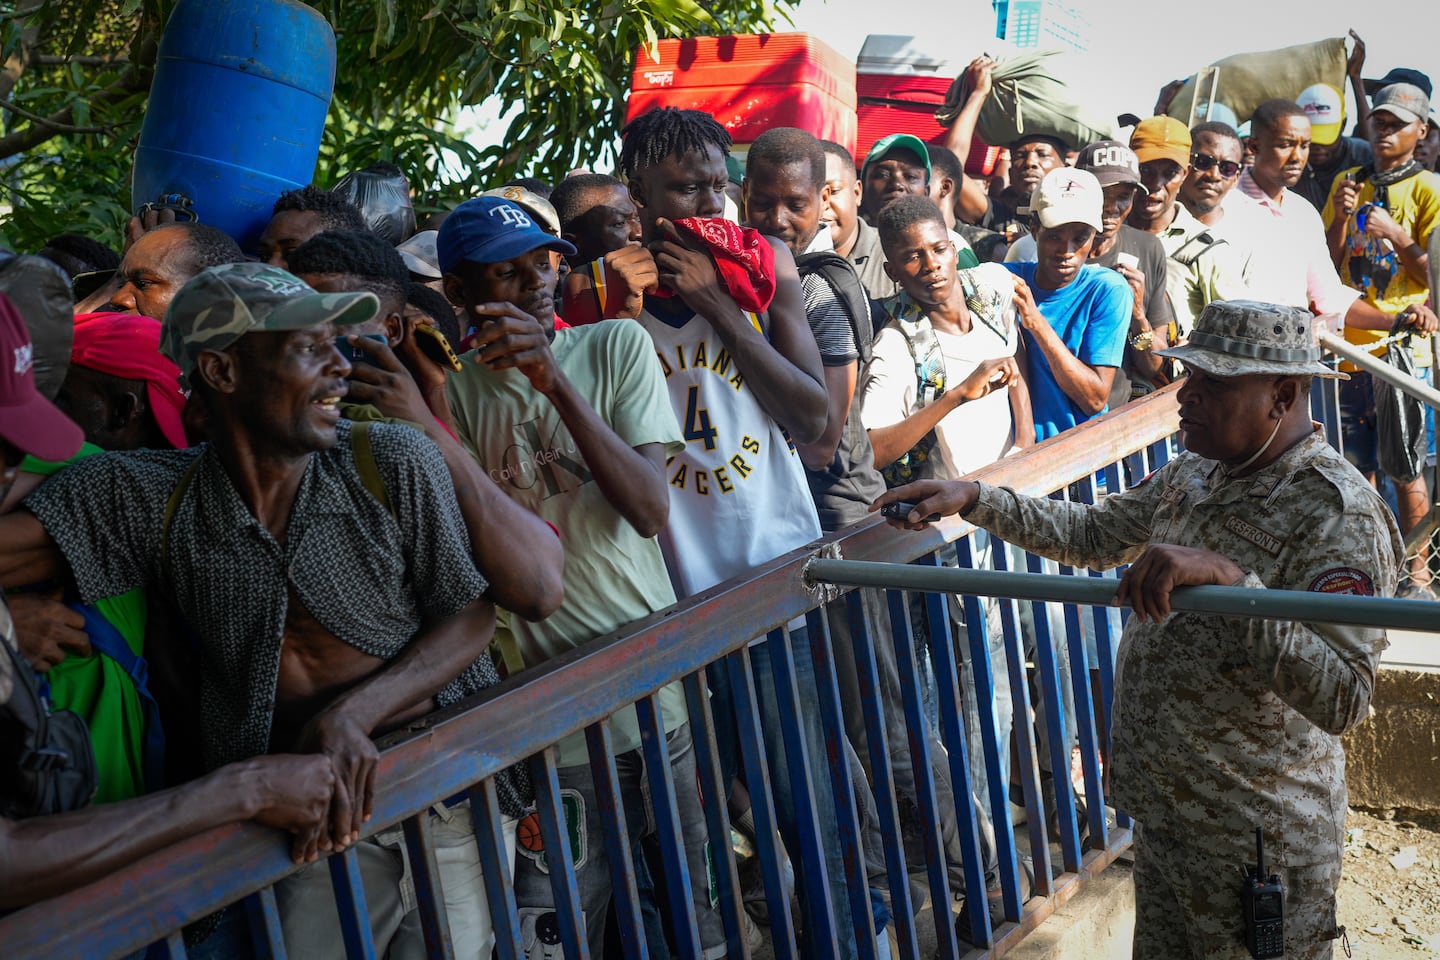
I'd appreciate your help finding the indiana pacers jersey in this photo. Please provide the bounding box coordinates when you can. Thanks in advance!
[635,295,822,600]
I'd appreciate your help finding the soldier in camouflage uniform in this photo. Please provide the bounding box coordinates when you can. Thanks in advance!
[876,299,1401,959]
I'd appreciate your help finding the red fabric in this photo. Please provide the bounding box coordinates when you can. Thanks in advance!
[70,313,189,449]
[655,218,776,314]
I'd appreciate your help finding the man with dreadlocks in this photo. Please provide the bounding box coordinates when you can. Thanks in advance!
[618,106,865,954]
[258,184,369,269]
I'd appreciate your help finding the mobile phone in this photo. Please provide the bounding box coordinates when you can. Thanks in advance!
[881,501,941,523]
[414,323,462,372]
[1116,252,1140,272]
[335,333,386,366]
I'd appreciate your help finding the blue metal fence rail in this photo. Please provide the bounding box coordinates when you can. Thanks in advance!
[1,386,1189,960]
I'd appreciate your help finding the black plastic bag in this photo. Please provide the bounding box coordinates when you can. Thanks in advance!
[0,606,97,819]
[331,162,416,244]
[0,253,74,400]
[1374,324,1427,483]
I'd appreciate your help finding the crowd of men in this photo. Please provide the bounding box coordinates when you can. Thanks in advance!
[0,27,1434,960]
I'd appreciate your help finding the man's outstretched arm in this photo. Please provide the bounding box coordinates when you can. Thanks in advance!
[288,597,496,862]
[0,753,334,909]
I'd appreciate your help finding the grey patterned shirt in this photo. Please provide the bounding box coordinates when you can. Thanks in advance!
[23,420,528,816]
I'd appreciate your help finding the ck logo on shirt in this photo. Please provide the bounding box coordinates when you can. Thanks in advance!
[13,342,32,375]
[489,417,592,498]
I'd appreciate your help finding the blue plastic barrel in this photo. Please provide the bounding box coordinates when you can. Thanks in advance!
[131,0,335,251]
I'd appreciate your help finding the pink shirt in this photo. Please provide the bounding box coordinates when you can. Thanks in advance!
[1237,167,1357,327]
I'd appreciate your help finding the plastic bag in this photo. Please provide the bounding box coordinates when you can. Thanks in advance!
[0,253,74,399]
[1374,325,1427,483]
[331,162,416,244]
[954,51,1112,151]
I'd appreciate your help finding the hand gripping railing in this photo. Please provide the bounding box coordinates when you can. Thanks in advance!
[803,563,1440,633]
[0,386,1187,960]
[1318,329,1440,411]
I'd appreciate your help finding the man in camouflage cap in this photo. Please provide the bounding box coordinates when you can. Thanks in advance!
[7,260,527,956]
[877,299,1400,958]
[160,261,378,388]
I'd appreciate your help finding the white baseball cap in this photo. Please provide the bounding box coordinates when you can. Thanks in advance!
[1296,84,1344,146]
[1028,168,1104,233]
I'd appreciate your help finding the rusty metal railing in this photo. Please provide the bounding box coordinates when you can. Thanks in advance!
[0,386,1185,960]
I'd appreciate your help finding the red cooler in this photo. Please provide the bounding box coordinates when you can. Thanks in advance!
[856,34,1002,177]
[627,33,856,154]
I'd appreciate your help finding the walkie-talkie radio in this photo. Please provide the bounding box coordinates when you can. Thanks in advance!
[1241,827,1284,959]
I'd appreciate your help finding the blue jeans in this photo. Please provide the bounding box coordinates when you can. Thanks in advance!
[710,631,859,959]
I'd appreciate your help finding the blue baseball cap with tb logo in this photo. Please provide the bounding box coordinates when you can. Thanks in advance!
[437,196,577,273]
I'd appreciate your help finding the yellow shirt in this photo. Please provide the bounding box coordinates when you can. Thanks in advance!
[1323,166,1440,366]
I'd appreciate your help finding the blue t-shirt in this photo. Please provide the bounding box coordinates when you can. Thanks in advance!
[1004,262,1132,440]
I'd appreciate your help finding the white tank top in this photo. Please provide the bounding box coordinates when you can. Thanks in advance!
[636,300,822,600]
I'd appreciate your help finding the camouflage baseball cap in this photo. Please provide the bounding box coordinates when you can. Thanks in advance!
[1157,300,1346,380]
[161,262,379,384]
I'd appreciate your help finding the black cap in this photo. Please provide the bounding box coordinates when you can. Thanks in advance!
[1364,67,1433,99]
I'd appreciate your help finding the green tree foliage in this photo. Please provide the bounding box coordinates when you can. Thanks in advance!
[0,0,795,252]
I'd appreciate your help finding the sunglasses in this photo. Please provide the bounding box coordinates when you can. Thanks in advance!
[1190,153,1242,178]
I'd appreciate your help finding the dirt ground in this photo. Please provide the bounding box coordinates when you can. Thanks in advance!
[1339,808,1440,958]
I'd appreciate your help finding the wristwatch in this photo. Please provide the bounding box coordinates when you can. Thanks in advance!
[1129,329,1154,351]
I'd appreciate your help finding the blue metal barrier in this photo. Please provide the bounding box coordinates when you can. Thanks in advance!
[0,386,1187,960]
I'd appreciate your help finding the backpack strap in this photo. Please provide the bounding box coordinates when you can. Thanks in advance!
[1170,230,1227,268]
[795,251,875,365]
[67,602,166,794]
[350,420,394,519]
[160,456,203,581]
[877,295,947,487]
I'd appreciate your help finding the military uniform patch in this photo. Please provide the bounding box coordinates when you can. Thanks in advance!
[1308,567,1376,596]
[1224,515,1283,556]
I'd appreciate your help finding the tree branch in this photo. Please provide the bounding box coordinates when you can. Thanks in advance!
[0,35,154,160]
[0,97,110,134]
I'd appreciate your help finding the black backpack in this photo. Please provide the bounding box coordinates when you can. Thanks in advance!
[794,250,876,365]
[0,608,96,818]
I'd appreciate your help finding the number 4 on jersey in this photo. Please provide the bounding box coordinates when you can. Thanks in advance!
[683,385,718,450]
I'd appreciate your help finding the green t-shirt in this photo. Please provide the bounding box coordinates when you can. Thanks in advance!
[446,319,688,766]
[19,445,149,803]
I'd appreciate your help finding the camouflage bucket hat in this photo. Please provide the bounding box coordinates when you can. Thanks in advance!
[161,262,379,385]
[1156,300,1346,380]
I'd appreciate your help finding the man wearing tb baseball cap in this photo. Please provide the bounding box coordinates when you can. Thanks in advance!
[440,154,712,960]
[1007,166,1135,438]
[437,196,575,278]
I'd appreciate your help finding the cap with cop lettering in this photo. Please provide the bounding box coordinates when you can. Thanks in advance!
[1075,141,1148,192]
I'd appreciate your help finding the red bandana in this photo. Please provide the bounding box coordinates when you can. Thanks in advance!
[655,217,776,314]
